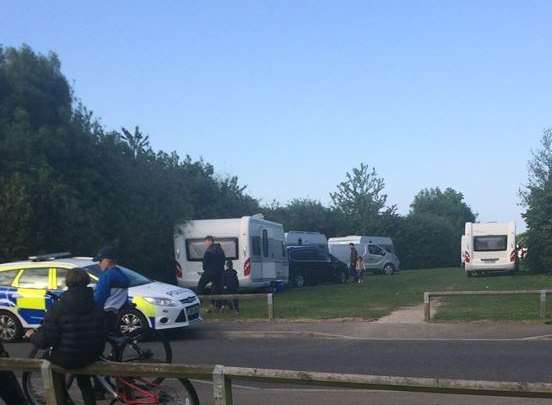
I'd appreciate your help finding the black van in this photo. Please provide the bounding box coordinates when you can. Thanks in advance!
[287,246,348,288]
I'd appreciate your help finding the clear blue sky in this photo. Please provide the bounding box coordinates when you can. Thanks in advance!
[3,1,552,230]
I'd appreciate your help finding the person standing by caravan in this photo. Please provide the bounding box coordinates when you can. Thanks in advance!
[198,236,226,300]
[349,243,358,281]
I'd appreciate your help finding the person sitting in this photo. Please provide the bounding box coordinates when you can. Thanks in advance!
[27,268,107,405]
[224,260,240,313]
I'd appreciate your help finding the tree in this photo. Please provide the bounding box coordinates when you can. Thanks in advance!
[330,164,396,234]
[394,213,458,269]
[521,129,552,272]
[410,187,476,234]
[262,198,342,236]
[0,45,259,282]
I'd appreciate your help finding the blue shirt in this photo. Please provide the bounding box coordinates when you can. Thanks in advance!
[94,265,130,312]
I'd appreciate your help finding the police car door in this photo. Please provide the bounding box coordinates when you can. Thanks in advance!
[15,267,52,326]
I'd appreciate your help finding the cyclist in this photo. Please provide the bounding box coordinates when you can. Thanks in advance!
[26,268,106,405]
[93,246,130,333]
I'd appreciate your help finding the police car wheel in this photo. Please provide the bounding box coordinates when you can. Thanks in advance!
[119,309,149,336]
[0,311,22,343]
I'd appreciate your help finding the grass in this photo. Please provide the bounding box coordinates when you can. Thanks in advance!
[201,267,552,322]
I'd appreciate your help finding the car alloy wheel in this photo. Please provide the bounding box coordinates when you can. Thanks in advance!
[383,264,394,275]
[120,310,148,335]
[0,312,21,342]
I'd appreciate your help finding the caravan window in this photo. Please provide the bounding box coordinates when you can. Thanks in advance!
[474,235,507,252]
[185,238,239,261]
[251,236,261,256]
[262,230,269,257]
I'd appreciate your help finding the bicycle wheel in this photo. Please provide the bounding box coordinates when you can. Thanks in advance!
[117,331,172,385]
[22,347,78,405]
[115,376,199,405]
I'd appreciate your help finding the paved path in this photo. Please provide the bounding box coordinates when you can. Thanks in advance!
[197,319,552,340]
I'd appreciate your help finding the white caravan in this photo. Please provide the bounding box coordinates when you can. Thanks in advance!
[463,222,517,276]
[174,215,289,290]
[285,231,328,250]
[328,236,400,275]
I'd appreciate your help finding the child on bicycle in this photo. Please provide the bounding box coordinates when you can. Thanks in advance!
[26,268,107,405]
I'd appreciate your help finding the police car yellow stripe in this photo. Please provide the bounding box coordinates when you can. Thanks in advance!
[132,296,156,317]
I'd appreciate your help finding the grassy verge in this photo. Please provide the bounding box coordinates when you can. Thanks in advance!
[201,267,552,322]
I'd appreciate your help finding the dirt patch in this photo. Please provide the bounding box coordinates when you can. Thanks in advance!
[376,300,441,324]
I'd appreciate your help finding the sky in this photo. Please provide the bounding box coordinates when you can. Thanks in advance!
[3,1,552,230]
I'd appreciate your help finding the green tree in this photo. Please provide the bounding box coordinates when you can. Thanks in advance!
[394,213,458,269]
[262,198,342,236]
[410,187,476,234]
[330,163,396,234]
[0,45,259,282]
[521,129,552,272]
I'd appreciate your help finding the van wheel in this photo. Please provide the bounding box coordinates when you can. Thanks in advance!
[383,264,394,275]
[293,274,305,288]
[0,311,22,342]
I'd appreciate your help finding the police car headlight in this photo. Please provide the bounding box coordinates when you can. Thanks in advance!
[144,297,178,307]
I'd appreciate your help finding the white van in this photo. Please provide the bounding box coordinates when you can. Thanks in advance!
[174,215,289,290]
[285,231,328,250]
[463,222,517,276]
[328,235,400,275]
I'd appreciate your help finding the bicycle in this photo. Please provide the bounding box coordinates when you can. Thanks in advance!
[22,329,199,405]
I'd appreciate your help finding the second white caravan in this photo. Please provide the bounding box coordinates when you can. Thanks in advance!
[175,215,289,289]
[463,222,517,276]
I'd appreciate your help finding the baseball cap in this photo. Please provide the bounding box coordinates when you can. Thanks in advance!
[93,246,118,262]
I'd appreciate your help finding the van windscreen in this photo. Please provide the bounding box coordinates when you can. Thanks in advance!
[186,238,239,261]
[473,235,507,252]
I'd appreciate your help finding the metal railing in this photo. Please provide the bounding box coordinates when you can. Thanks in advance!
[424,289,552,321]
[199,293,274,320]
[3,357,552,404]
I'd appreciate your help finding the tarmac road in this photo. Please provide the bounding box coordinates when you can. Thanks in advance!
[6,329,552,404]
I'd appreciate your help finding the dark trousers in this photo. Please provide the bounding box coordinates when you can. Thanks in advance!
[198,272,224,309]
[0,370,27,405]
[349,265,356,280]
[54,372,96,405]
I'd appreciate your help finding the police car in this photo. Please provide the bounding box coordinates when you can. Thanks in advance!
[0,253,202,342]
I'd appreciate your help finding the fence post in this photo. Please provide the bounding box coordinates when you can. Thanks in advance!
[41,360,64,405]
[213,364,233,405]
[540,290,547,320]
[267,293,274,321]
[424,292,431,322]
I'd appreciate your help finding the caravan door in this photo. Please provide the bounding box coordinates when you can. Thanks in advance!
[261,229,277,280]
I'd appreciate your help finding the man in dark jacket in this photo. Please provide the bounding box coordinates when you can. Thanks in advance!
[349,243,359,281]
[198,236,226,294]
[28,268,107,405]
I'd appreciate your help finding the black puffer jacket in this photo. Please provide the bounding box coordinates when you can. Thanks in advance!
[203,243,226,276]
[31,286,107,369]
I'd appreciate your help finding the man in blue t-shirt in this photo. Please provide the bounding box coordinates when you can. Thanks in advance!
[93,246,130,333]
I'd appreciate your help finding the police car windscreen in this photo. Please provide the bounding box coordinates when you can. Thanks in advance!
[85,264,151,287]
